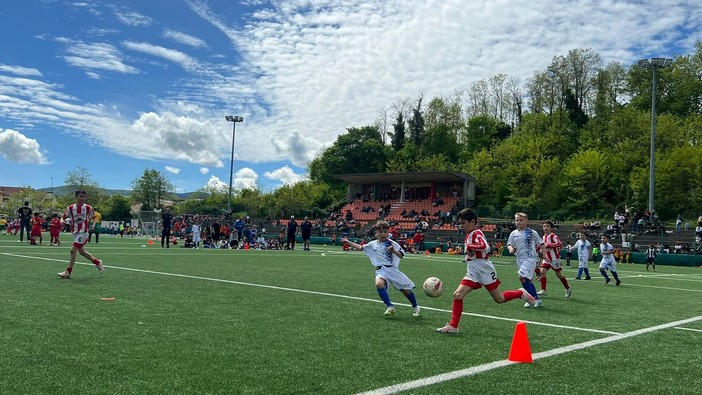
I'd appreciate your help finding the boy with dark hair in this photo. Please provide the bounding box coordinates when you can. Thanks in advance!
[58,190,104,279]
[437,209,535,334]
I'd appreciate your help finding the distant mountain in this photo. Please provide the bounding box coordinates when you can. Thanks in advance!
[38,186,198,200]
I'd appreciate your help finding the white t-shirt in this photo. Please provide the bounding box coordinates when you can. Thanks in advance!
[507,228,544,264]
[360,239,404,268]
[574,239,591,261]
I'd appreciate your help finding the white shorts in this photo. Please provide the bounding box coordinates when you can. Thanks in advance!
[73,232,89,248]
[375,267,415,291]
[517,258,538,279]
[599,260,617,272]
[578,258,589,269]
[541,258,563,271]
[465,259,498,286]
[193,233,201,243]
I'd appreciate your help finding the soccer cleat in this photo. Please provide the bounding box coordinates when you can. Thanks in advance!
[412,306,421,317]
[615,280,621,286]
[585,277,592,280]
[436,324,459,334]
[519,287,536,307]
[574,277,582,280]
[57,270,71,279]
[96,260,105,273]
[534,299,544,308]
[384,306,396,316]
[537,290,547,295]
[605,278,611,285]
[565,287,572,298]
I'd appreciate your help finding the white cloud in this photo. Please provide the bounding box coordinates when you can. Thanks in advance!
[0,64,42,77]
[233,168,259,190]
[63,42,139,75]
[165,166,181,174]
[264,165,306,186]
[123,41,200,72]
[200,167,209,174]
[0,129,49,164]
[163,29,208,49]
[114,10,152,27]
[204,175,227,193]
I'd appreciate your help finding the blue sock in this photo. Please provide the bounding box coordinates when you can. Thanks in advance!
[523,279,539,299]
[600,269,609,281]
[612,271,620,281]
[584,268,591,278]
[377,286,392,306]
[577,268,583,278]
[405,291,418,307]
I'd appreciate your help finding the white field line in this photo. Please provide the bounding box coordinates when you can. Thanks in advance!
[357,314,702,395]
[2,252,617,335]
[673,327,702,333]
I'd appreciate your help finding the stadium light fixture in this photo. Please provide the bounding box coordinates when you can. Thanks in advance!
[225,115,244,215]
[638,57,673,215]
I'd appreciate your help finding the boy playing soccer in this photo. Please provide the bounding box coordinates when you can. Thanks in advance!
[573,232,593,279]
[437,209,535,334]
[599,234,621,286]
[49,213,61,246]
[507,212,544,308]
[342,220,420,317]
[537,220,572,298]
[57,190,105,279]
[29,212,43,245]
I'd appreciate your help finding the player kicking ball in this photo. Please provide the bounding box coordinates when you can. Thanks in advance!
[57,190,105,279]
[342,220,420,317]
[437,209,535,334]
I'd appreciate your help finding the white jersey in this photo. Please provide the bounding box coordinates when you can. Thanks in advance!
[191,224,201,242]
[507,228,544,264]
[573,239,591,261]
[360,239,404,268]
[600,242,615,265]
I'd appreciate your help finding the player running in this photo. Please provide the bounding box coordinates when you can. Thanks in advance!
[537,220,572,298]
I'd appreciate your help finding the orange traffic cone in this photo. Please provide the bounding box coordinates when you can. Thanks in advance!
[425,249,430,256]
[508,321,533,363]
[147,240,154,245]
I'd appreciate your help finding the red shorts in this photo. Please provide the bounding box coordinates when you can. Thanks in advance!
[460,278,501,291]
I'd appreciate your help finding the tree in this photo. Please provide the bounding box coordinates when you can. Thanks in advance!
[407,95,425,146]
[130,169,175,211]
[389,111,406,151]
[309,126,387,184]
[64,166,106,208]
[103,195,132,222]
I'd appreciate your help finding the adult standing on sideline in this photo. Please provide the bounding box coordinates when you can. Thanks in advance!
[17,201,32,242]
[286,215,298,250]
[160,206,173,248]
[301,216,313,251]
[89,209,102,244]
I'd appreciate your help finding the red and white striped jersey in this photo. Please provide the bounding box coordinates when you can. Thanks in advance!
[543,232,562,261]
[464,229,490,261]
[63,203,94,234]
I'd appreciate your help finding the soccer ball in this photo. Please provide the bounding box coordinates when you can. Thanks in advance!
[423,277,443,298]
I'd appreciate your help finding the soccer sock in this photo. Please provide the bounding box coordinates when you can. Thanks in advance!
[612,271,620,282]
[560,276,570,288]
[405,291,418,307]
[376,286,392,306]
[92,258,100,265]
[66,267,73,274]
[523,280,539,299]
[502,290,521,301]
[577,268,583,278]
[540,276,547,291]
[449,299,463,328]
[584,268,591,278]
[599,269,609,281]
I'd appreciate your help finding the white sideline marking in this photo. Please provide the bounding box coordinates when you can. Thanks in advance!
[2,252,617,335]
[674,327,702,333]
[357,315,702,395]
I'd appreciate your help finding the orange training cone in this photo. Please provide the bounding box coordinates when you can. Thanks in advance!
[147,240,154,245]
[425,249,430,256]
[508,321,533,363]
[244,243,250,250]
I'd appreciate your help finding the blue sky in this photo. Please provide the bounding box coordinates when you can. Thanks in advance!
[1,0,700,194]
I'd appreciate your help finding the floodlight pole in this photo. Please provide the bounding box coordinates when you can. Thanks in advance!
[638,57,673,215]
[225,115,244,215]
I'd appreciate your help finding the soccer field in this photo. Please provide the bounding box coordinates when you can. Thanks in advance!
[1,234,701,394]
